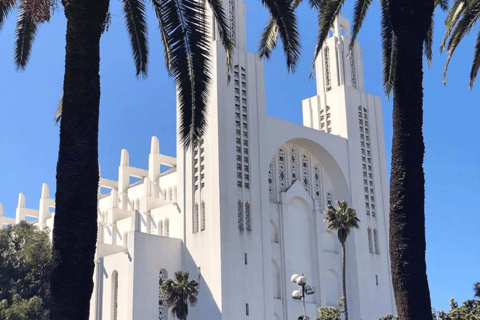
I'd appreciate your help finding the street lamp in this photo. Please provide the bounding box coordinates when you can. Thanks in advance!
[291,273,315,320]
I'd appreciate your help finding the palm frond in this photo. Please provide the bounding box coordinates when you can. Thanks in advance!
[312,0,346,76]
[54,93,63,123]
[258,0,301,61]
[205,0,234,81]
[155,0,212,148]
[258,16,279,60]
[308,0,321,9]
[468,28,480,88]
[349,0,373,54]
[424,16,434,67]
[444,1,480,84]
[259,0,301,72]
[122,0,149,78]
[441,0,467,51]
[380,0,396,97]
[151,0,173,75]
[435,0,449,11]
[14,1,39,70]
[0,0,16,31]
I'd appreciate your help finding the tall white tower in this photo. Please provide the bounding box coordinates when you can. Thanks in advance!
[176,0,267,318]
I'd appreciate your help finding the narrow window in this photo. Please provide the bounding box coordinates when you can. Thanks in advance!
[111,270,118,320]
[246,303,249,316]
[375,275,378,286]
[245,253,248,265]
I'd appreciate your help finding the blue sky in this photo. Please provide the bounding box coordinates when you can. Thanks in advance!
[0,0,478,313]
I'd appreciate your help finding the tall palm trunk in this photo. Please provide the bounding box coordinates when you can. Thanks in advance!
[50,1,109,319]
[388,1,434,319]
[341,241,347,320]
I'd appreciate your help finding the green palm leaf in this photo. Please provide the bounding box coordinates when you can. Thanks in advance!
[425,16,434,67]
[259,0,301,72]
[258,0,301,62]
[444,0,480,84]
[468,28,480,88]
[349,0,373,54]
[380,0,396,97]
[151,0,173,75]
[14,1,38,70]
[157,0,211,148]
[122,0,149,78]
[312,0,345,76]
[205,0,234,80]
[258,16,279,60]
[0,0,16,31]
[441,0,467,52]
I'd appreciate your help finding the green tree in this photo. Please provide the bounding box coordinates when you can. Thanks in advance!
[323,201,359,320]
[315,298,342,320]
[442,0,480,89]
[0,221,52,320]
[474,282,480,299]
[434,298,480,320]
[160,271,199,320]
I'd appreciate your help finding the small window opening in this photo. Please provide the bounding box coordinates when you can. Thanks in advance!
[376,275,378,286]
[245,253,248,265]
[246,303,249,316]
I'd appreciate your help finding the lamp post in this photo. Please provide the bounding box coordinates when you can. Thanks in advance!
[291,273,315,320]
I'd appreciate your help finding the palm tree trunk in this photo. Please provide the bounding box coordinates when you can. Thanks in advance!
[50,1,109,319]
[341,241,348,320]
[388,1,434,319]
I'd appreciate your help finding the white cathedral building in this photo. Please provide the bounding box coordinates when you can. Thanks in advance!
[0,2,398,319]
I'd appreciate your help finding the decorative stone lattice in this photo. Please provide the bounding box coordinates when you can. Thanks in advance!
[326,192,334,207]
[301,154,311,195]
[268,162,276,203]
[289,146,299,183]
[373,229,379,254]
[350,54,357,88]
[201,201,206,231]
[159,269,168,320]
[367,228,373,253]
[234,65,249,190]
[245,202,251,231]
[158,220,163,236]
[237,200,244,230]
[229,0,235,44]
[165,219,169,238]
[112,270,118,320]
[278,147,287,191]
[313,165,323,211]
[324,46,332,90]
[194,203,199,233]
[359,106,376,218]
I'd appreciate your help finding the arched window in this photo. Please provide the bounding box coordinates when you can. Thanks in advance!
[272,260,281,299]
[111,270,118,320]
[270,220,279,243]
[165,219,170,237]
[173,186,177,202]
[159,269,168,320]
[168,187,172,201]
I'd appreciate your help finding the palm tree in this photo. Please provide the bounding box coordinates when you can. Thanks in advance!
[474,282,480,299]
[160,271,200,320]
[259,1,450,318]
[2,0,233,319]
[323,201,359,320]
[442,0,480,89]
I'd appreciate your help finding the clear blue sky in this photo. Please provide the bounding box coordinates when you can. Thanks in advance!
[0,0,478,313]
